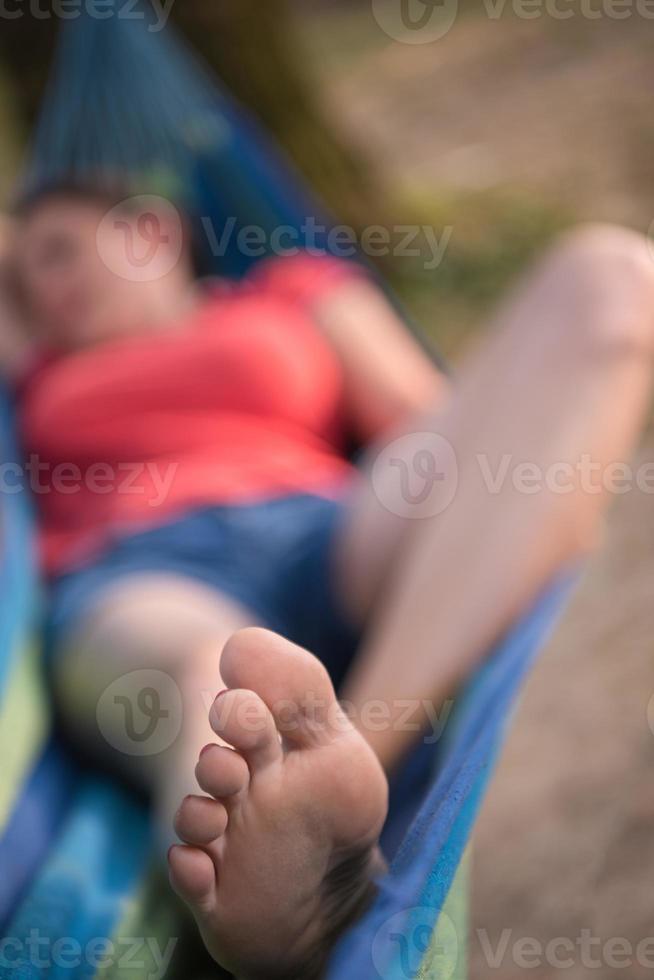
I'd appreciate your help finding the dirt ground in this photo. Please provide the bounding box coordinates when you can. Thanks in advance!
[310,10,654,229]
[296,7,654,977]
[472,445,654,979]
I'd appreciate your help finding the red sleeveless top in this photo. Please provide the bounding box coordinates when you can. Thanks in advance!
[18,255,362,574]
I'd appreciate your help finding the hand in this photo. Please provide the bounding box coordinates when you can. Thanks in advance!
[0,215,14,264]
[0,217,19,311]
[0,217,32,378]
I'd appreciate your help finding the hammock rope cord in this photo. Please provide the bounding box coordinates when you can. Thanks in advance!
[24,3,332,280]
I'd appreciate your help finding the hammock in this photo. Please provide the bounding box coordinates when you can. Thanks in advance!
[0,6,576,978]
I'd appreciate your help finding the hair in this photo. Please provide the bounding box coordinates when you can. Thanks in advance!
[13,177,144,221]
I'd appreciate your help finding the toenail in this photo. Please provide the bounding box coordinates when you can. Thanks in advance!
[199,743,214,758]
[215,689,228,701]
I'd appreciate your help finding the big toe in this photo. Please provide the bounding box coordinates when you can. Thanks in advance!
[220,627,348,748]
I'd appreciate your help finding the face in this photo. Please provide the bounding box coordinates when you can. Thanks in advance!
[15,197,188,350]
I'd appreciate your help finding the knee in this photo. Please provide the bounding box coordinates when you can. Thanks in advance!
[544,223,654,357]
[554,223,654,289]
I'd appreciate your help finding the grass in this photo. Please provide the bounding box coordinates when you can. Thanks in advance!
[289,0,486,77]
[382,184,573,358]
[289,2,391,77]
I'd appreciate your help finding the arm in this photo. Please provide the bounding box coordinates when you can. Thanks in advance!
[0,217,32,382]
[307,277,449,441]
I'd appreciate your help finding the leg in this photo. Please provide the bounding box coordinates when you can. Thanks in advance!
[53,573,258,845]
[336,225,654,770]
[169,628,388,980]
[55,577,388,978]
[168,225,654,979]
[124,225,654,977]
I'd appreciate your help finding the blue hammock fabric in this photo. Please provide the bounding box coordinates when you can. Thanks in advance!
[0,739,74,930]
[0,384,575,979]
[329,576,573,978]
[1,6,577,977]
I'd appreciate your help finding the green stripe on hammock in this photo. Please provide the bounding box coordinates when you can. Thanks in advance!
[0,639,49,831]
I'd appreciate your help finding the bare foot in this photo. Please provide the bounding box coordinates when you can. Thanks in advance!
[168,627,389,979]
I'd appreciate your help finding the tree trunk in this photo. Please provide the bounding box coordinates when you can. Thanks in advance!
[173,1,377,226]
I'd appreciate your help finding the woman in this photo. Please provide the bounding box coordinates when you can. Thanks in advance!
[2,184,653,978]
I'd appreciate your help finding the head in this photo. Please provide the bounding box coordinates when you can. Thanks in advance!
[12,180,196,351]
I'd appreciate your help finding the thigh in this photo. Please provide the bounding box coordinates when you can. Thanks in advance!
[51,573,258,778]
[335,226,654,624]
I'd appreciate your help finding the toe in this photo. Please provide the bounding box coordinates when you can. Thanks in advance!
[209,688,282,770]
[195,745,250,800]
[174,794,228,845]
[221,627,347,748]
[168,844,217,913]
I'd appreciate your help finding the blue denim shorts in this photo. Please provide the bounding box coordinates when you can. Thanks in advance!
[46,494,361,690]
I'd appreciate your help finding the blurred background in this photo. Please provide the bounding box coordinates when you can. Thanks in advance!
[2,3,654,977]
